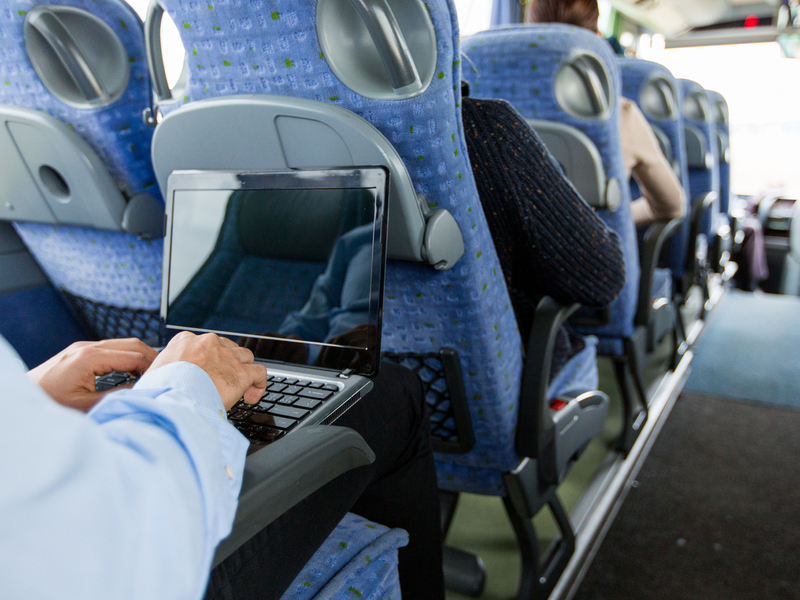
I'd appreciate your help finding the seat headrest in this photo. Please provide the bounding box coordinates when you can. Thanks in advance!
[23,5,130,109]
[681,86,710,124]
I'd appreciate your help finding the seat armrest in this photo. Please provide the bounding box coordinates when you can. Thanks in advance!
[515,297,581,485]
[568,305,610,328]
[212,425,375,567]
[636,217,682,327]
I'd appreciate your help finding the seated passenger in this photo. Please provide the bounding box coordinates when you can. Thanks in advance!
[461,84,626,374]
[527,0,687,227]
[1,333,443,600]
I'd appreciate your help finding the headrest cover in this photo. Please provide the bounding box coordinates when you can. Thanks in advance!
[23,5,130,109]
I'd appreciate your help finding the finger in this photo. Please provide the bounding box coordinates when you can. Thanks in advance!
[93,339,158,361]
[241,364,268,405]
[218,336,239,350]
[89,349,156,378]
[230,346,255,365]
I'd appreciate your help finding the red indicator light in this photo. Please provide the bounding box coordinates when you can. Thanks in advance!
[744,14,759,28]
[550,398,569,411]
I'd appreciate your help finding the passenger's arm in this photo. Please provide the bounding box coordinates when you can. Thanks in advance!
[623,101,686,226]
[0,333,262,600]
[462,98,626,308]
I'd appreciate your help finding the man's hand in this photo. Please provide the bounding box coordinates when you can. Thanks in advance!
[27,338,158,412]
[149,332,267,410]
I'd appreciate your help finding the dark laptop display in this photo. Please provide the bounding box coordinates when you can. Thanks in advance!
[162,168,389,377]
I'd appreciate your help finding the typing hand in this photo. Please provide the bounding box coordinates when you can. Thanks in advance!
[149,331,268,410]
[27,338,158,412]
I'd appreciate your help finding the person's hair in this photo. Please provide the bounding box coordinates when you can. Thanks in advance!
[525,0,600,32]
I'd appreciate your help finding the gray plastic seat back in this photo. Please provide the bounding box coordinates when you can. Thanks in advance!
[151,95,464,270]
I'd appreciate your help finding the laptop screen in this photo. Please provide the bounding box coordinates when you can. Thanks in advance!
[161,168,389,377]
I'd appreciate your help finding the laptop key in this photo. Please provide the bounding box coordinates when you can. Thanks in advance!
[321,383,340,392]
[293,398,322,410]
[270,416,297,430]
[269,405,310,420]
[282,385,302,395]
[267,383,287,393]
[307,382,325,389]
[298,388,334,401]
[282,378,299,385]
[295,379,312,387]
[277,395,297,406]
[269,376,285,383]
[257,427,283,442]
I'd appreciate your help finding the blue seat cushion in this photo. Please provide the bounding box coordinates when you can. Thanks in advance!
[280,512,408,600]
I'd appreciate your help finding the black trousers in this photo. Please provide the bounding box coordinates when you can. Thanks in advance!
[205,362,445,600]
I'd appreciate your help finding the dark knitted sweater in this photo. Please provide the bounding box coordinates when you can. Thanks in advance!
[461,96,626,374]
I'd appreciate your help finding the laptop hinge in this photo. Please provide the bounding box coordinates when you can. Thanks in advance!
[337,368,354,379]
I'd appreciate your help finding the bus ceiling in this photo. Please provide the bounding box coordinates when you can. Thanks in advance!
[607,0,800,56]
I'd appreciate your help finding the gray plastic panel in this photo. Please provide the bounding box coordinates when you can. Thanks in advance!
[684,123,709,169]
[152,95,433,263]
[0,251,48,293]
[316,0,436,100]
[0,222,26,254]
[527,119,607,208]
[212,425,374,567]
[0,106,125,230]
[23,5,129,110]
[551,391,610,481]
[651,125,673,162]
[554,52,613,121]
[640,77,678,121]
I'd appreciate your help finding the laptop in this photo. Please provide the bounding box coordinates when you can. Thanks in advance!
[102,167,390,454]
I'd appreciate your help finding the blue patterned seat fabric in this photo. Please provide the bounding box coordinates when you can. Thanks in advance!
[280,512,407,600]
[156,0,556,496]
[679,79,720,239]
[461,24,640,355]
[618,57,691,282]
[0,0,162,339]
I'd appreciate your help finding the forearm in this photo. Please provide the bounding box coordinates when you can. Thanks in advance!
[1,353,248,600]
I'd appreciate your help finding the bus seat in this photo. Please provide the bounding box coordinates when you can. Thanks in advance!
[0,0,164,341]
[707,90,731,215]
[679,79,731,286]
[147,1,610,597]
[463,24,678,452]
[678,79,720,240]
[278,512,406,599]
[618,58,691,285]
[707,89,736,268]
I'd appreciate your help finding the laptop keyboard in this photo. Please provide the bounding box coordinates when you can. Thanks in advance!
[228,375,340,444]
[95,372,340,447]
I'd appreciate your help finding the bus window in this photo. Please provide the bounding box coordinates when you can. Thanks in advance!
[639,41,800,196]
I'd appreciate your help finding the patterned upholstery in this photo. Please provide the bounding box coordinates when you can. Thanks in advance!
[156,0,558,496]
[706,89,730,215]
[461,24,639,355]
[619,57,691,281]
[0,0,163,338]
[280,512,407,600]
[679,79,720,239]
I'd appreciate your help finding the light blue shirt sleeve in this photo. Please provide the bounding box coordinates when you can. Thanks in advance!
[0,337,249,600]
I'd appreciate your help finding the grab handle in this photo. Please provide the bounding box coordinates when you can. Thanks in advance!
[144,0,172,103]
[347,0,422,95]
[26,8,105,103]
